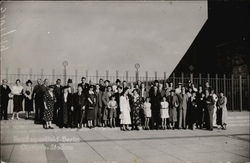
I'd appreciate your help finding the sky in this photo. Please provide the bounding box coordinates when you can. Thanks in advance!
[1,1,207,77]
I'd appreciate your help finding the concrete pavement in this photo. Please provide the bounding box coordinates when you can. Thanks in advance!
[0,112,249,163]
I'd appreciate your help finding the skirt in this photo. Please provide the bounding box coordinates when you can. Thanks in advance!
[86,107,95,120]
[160,109,169,119]
[144,108,152,118]
[169,107,177,122]
[43,107,54,121]
[13,95,23,112]
[25,97,33,112]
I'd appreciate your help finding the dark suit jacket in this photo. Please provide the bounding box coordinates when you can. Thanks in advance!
[77,83,89,94]
[150,91,161,112]
[167,95,179,109]
[73,93,87,109]
[95,91,103,108]
[0,85,11,105]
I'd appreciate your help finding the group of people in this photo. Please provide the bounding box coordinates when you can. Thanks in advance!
[0,77,228,131]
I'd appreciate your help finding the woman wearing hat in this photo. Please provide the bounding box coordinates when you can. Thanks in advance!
[131,89,143,130]
[86,85,97,128]
[23,80,33,119]
[43,85,56,129]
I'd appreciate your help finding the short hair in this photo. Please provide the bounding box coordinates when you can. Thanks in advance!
[81,77,86,80]
[26,80,32,85]
[16,79,21,83]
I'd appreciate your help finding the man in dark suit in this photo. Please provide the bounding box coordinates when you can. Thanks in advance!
[114,86,123,127]
[32,79,44,124]
[53,79,62,124]
[78,77,89,94]
[0,79,11,120]
[95,84,103,127]
[150,85,161,129]
[205,90,215,131]
[99,78,105,92]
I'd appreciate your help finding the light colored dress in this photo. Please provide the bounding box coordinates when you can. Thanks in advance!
[143,102,151,118]
[119,95,131,125]
[160,101,169,118]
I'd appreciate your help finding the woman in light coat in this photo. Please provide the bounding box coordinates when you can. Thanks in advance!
[119,88,131,131]
[217,92,228,129]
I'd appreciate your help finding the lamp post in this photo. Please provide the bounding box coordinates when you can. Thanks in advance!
[62,61,68,85]
[135,63,140,81]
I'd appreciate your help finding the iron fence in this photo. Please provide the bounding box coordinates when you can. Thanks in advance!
[1,70,249,111]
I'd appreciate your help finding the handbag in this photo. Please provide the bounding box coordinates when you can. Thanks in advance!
[119,113,124,120]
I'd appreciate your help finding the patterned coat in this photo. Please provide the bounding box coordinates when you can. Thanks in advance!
[43,91,56,121]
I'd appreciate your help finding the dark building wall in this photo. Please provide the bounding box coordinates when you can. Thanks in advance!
[174,0,250,77]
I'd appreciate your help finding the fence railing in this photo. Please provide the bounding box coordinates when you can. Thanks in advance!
[1,71,249,111]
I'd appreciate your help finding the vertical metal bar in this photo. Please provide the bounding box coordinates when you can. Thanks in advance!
[190,73,193,83]
[239,75,242,111]
[223,74,226,95]
[173,73,175,88]
[164,72,166,87]
[75,69,78,84]
[85,70,88,79]
[17,68,21,80]
[126,71,128,82]
[231,74,234,111]
[146,71,148,88]
[5,68,9,81]
[207,73,210,83]
[215,74,218,94]
[199,73,202,85]
[106,70,109,80]
[155,71,157,80]
[247,75,250,111]
[41,69,44,80]
[52,69,55,84]
[116,70,119,80]
[96,70,99,84]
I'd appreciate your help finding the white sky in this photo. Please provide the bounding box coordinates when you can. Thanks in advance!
[1,1,207,77]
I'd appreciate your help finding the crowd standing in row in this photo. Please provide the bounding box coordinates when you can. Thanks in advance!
[0,77,228,131]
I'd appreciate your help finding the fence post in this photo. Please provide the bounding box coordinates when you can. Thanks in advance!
[164,72,167,87]
[173,73,175,88]
[85,70,88,79]
[181,73,184,85]
[29,68,33,81]
[154,71,157,80]
[126,71,129,82]
[199,73,202,85]
[17,68,21,80]
[190,73,193,83]
[96,70,99,84]
[248,75,250,111]
[215,74,218,94]
[41,69,44,80]
[239,75,242,111]
[207,73,210,83]
[231,74,234,111]
[146,71,148,88]
[75,69,78,84]
[223,74,226,95]
[5,68,8,81]
[106,70,109,80]
[52,69,55,84]
[116,70,119,80]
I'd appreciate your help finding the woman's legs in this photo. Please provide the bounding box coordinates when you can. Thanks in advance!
[16,112,20,119]
[161,118,164,129]
[11,112,16,120]
[112,118,116,128]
